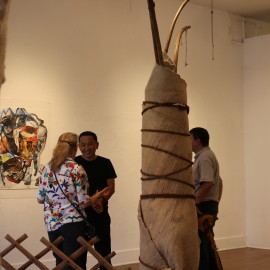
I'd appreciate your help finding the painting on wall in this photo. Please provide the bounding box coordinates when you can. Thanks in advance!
[0,108,47,189]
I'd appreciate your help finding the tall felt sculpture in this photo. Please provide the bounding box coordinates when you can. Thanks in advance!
[138,1,199,270]
[0,0,10,88]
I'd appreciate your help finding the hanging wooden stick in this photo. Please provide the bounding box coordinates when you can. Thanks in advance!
[211,0,214,60]
[172,25,191,73]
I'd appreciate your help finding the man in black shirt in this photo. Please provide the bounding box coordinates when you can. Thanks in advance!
[75,131,117,269]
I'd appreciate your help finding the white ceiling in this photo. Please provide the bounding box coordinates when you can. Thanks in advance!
[191,0,270,23]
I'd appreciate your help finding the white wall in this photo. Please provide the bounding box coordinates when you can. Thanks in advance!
[245,18,270,38]
[0,0,246,267]
[244,34,270,248]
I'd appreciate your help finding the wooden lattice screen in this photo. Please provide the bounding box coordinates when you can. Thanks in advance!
[0,234,119,270]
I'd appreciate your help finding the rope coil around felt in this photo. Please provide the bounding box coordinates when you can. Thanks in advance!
[141,100,194,199]
[139,257,163,270]
[141,193,195,200]
[141,101,194,188]
[141,144,192,164]
[141,168,194,189]
[142,101,189,115]
[141,128,190,137]
[141,129,193,188]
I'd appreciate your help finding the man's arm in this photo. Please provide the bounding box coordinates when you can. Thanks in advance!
[218,178,223,201]
[195,182,213,205]
[92,178,115,213]
[104,178,115,200]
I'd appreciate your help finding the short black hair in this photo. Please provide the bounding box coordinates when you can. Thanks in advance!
[189,127,209,146]
[78,131,98,142]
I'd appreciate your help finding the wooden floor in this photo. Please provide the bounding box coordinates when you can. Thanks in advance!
[115,248,270,270]
[219,247,270,270]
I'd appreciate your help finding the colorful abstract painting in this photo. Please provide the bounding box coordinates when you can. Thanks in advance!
[0,108,47,188]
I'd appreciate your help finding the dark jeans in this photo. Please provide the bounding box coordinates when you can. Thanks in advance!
[87,209,111,270]
[197,201,219,270]
[48,221,87,270]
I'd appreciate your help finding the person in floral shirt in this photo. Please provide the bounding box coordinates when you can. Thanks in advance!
[37,132,108,270]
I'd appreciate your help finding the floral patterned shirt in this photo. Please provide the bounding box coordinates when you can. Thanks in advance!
[37,158,90,232]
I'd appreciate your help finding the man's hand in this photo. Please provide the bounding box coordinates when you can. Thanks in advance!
[92,198,104,213]
[98,187,109,198]
[81,187,109,209]
[196,205,203,215]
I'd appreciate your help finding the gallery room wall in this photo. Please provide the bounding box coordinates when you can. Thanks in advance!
[0,0,246,267]
[244,33,270,249]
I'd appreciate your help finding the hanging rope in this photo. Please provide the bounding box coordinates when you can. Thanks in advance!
[185,30,188,66]
[211,0,214,60]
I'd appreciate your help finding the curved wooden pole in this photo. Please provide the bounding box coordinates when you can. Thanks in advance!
[172,26,191,73]
[163,0,190,54]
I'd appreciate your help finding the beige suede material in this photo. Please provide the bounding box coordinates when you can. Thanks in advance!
[139,64,199,270]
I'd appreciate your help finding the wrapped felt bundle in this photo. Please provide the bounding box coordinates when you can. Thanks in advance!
[138,1,199,270]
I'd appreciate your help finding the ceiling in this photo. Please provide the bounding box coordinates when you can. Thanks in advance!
[191,0,270,23]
